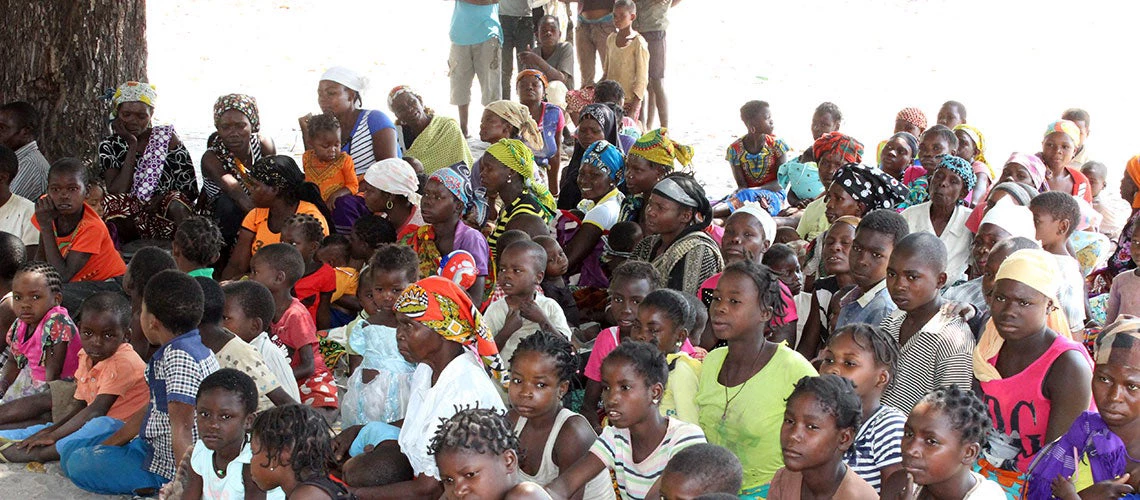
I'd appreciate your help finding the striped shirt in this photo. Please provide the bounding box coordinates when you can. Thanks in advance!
[489,192,548,257]
[343,109,398,175]
[880,310,976,413]
[11,141,49,201]
[590,417,706,500]
[845,405,906,492]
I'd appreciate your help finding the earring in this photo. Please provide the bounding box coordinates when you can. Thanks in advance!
[386,200,394,210]
[507,178,513,184]
[652,399,659,405]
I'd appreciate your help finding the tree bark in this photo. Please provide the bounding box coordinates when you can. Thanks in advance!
[0,0,148,163]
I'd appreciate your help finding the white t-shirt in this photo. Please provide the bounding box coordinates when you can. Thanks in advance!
[582,189,625,231]
[248,331,301,403]
[399,352,506,479]
[190,439,285,500]
[483,294,572,365]
[0,194,38,246]
[900,202,973,285]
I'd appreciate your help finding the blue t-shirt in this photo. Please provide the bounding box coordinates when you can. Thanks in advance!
[450,1,501,46]
[343,109,400,175]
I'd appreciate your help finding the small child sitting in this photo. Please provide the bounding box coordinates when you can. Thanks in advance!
[533,235,580,327]
[249,404,348,499]
[601,219,643,278]
[0,232,26,334]
[172,216,223,279]
[0,145,38,251]
[121,246,177,357]
[341,244,417,428]
[1106,222,1140,323]
[338,263,373,375]
[631,289,701,424]
[220,280,301,404]
[193,277,295,411]
[768,375,878,499]
[303,113,358,208]
[250,243,339,419]
[32,158,126,284]
[660,443,744,499]
[0,293,147,464]
[1081,161,1131,240]
[0,262,80,404]
[485,240,572,364]
[835,209,909,330]
[723,100,791,217]
[430,408,549,500]
[761,243,804,345]
[347,214,397,270]
[1029,191,1088,333]
[283,213,337,330]
[65,269,219,495]
[185,369,285,499]
[317,234,362,325]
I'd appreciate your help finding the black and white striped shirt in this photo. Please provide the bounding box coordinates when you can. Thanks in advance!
[845,404,906,492]
[880,310,976,413]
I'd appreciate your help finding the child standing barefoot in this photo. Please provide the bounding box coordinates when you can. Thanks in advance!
[881,385,1004,500]
[508,332,615,500]
[250,404,348,499]
[768,375,878,499]
[0,262,80,404]
[186,369,285,499]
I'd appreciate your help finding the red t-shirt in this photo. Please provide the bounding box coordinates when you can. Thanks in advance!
[31,203,126,282]
[294,263,337,321]
[270,298,327,370]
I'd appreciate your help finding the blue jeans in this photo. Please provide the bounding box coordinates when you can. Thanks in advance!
[64,422,168,495]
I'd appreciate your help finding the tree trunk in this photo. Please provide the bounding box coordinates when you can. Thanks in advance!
[0,0,148,164]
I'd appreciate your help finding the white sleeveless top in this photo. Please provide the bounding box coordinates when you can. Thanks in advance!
[515,408,616,500]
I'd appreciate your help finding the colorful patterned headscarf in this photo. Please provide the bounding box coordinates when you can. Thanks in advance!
[110,81,158,119]
[213,94,260,133]
[581,140,625,183]
[394,276,506,385]
[832,163,908,210]
[429,162,486,223]
[1044,120,1081,145]
[515,69,548,89]
[249,155,304,191]
[484,100,544,151]
[1095,316,1140,365]
[579,104,621,147]
[938,154,978,194]
[1005,152,1048,189]
[364,158,422,206]
[1127,156,1140,209]
[953,124,987,164]
[896,107,928,132]
[628,128,694,171]
[812,132,864,165]
[486,139,556,214]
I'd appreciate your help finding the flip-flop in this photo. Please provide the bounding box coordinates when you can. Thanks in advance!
[0,441,15,463]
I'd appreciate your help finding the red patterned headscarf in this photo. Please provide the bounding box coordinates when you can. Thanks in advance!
[812,132,864,165]
[896,107,928,132]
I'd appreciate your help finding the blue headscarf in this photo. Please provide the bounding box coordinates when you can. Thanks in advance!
[581,140,625,184]
[938,154,978,193]
[429,161,487,224]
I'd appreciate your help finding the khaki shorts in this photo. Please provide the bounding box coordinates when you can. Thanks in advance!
[449,38,503,106]
[643,30,667,80]
[49,379,81,424]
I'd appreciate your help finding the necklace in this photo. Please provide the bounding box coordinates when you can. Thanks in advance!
[212,453,227,479]
[721,343,770,421]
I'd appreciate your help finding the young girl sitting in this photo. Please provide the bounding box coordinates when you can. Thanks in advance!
[186,368,285,499]
[341,245,417,428]
[547,341,707,500]
[507,331,615,500]
[632,289,701,424]
[881,385,1006,500]
[768,374,878,499]
[249,404,349,499]
[0,262,80,405]
[797,215,859,359]
[282,213,337,330]
[724,100,790,216]
[303,113,358,208]
[696,261,818,498]
[430,407,549,500]
[821,324,906,492]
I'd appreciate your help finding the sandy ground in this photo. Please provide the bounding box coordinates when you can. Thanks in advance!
[10,0,1140,496]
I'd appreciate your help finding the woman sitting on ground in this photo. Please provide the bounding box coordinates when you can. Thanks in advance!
[387,85,472,176]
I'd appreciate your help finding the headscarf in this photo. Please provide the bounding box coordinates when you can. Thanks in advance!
[938,154,978,194]
[628,128,694,171]
[1126,156,1140,209]
[778,161,824,200]
[393,276,506,385]
[888,131,919,159]
[652,175,712,233]
[953,124,987,165]
[831,163,908,210]
[1044,119,1081,145]
[979,197,1038,240]
[515,69,548,89]
[213,94,260,133]
[484,100,544,150]
[364,158,422,206]
[812,132,864,165]
[249,155,333,222]
[1005,152,1048,189]
[321,66,368,93]
[1094,316,1140,365]
[990,181,1038,207]
[580,140,625,183]
[110,81,158,119]
[486,139,557,215]
[973,248,1073,382]
[896,107,928,132]
[561,103,622,210]
[833,215,862,230]
[429,162,486,223]
[733,202,777,247]
[579,104,621,146]
[387,85,420,109]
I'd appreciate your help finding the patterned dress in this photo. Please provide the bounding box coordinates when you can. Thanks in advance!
[97,127,198,240]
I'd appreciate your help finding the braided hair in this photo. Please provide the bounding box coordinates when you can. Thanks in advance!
[251,404,336,481]
[510,331,578,382]
[173,216,223,268]
[640,289,695,333]
[920,385,992,446]
[721,260,786,318]
[428,407,520,457]
[829,323,900,378]
[16,261,63,295]
[284,213,326,245]
[788,374,863,432]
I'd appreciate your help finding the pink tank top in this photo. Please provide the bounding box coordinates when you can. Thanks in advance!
[980,335,1092,473]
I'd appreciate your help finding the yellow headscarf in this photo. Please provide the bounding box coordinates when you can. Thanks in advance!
[952,124,994,179]
[110,81,158,119]
[484,100,544,151]
[628,128,695,172]
[973,249,1073,382]
[485,139,556,217]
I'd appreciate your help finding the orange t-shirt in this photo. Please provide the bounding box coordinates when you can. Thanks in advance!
[241,201,330,256]
[303,150,359,201]
[31,203,126,282]
[72,343,149,421]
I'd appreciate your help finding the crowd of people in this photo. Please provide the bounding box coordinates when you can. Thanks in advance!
[0,0,1139,499]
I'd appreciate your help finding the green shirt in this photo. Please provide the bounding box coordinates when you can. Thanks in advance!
[187,268,214,279]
